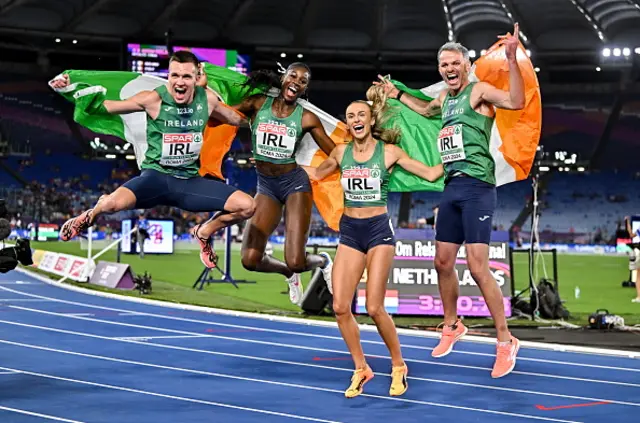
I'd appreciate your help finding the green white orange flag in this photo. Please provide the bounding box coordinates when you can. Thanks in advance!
[284,39,542,228]
[386,39,542,186]
[50,39,540,231]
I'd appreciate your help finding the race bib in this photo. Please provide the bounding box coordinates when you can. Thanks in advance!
[160,133,203,167]
[341,168,382,202]
[438,124,466,163]
[255,122,297,159]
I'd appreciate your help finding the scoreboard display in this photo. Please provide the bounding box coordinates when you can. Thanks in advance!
[126,44,250,77]
[354,238,513,317]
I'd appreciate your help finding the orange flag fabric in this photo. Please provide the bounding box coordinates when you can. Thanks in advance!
[473,39,542,183]
[198,40,541,231]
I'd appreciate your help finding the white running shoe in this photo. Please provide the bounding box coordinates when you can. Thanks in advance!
[319,252,333,295]
[287,273,304,306]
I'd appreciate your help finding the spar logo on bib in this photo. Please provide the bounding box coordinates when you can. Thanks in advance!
[164,133,203,144]
[341,167,382,202]
[256,121,297,159]
[160,132,203,166]
[343,168,370,179]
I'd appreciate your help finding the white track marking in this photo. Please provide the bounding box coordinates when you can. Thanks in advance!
[0,346,584,423]
[4,306,640,387]
[3,284,639,368]
[11,270,640,360]
[0,406,85,422]
[1,319,638,406]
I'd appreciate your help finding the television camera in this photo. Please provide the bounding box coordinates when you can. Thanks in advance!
[0,199,33,273]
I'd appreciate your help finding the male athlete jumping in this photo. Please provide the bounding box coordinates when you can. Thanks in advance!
[50,51,255,268]
[376,23,524,378]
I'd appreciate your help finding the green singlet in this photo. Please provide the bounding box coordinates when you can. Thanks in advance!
[141,85,209,179]
[438,82,495,185]
[250,96,304,165]
[340,140,390,208]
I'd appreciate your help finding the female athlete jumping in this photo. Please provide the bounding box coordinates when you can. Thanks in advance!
[304,89,443,398]
[234,63,336,305]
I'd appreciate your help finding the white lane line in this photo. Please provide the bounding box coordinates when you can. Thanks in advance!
[0,344,584,423]
[4,306,640,388]
[113,335,208,341]
[0,366,342,423]
[0,318,637,407]
[0,299,52,302]
[3,283,639,367]
[0,405,85,422]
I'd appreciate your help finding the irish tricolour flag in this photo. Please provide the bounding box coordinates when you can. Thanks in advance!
[385,39,542,187]
[50,39,540,231]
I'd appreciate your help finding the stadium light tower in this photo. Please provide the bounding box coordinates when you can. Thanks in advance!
[440,0,455,41]
[601,45,635,68]
[568,0,606,41]
[497,0,533,47]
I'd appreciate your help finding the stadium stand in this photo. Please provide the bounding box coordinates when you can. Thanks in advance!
[2,87,639,241]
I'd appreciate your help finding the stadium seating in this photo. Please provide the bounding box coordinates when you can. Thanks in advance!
[521,171,640,236]
[1,77,639,240]
[2,153,118,189]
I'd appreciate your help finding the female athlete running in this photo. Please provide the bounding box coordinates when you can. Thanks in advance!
[304,89,443,398]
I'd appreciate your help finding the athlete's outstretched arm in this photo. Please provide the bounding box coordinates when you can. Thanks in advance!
[387,145,443,182]
[102,90,158,114]
[206,91,246,126]
[302,144,344,181]
[303,111,336,156]
[398,91,442,117]
[49,73,159,114]
[232,94,265,120]
[372,75,442,117]
[478,23,525,110]
[476,78,524,110]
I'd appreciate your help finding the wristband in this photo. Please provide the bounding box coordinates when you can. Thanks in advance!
[396,90,404,101]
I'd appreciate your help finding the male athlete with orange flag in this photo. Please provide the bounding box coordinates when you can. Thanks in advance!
[375,23,535,378]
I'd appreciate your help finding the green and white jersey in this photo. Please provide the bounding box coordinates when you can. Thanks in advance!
[439,82,495,185]
[340,140,390,208]
[250,96,304,164]
[141,85,209,179]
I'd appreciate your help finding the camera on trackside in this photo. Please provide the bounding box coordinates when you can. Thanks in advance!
[0,198,33,273]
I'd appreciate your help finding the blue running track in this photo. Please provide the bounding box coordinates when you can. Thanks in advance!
[0,269,638,423]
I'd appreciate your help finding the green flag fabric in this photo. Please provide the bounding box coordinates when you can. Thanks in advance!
[383,80,444,192]
[49,65,264,168]
[50,66,444,193]
[200,63,267,105]
[51,70,169,167]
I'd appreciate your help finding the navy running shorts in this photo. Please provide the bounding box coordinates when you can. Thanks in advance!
[122,169,238,212]
[256,166,311,204]
[435,174,497,245]
[339,213,395,253]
